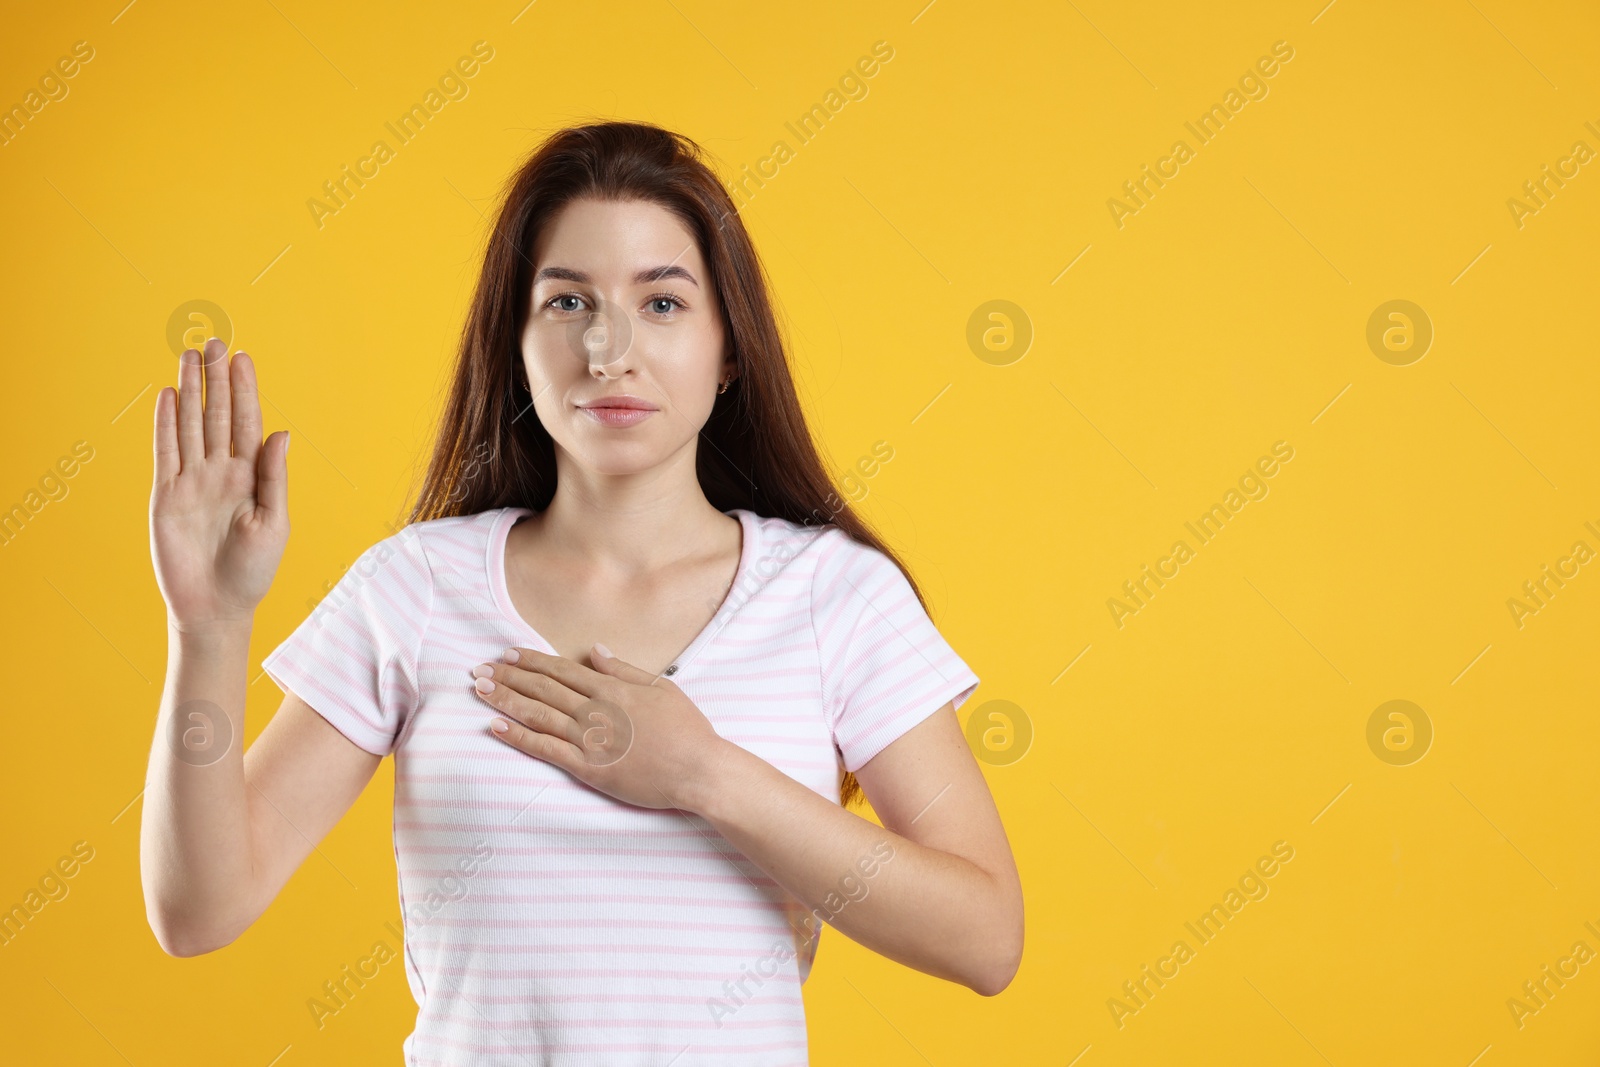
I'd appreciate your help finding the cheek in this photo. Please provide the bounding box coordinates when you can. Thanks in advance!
[639,368,708,427]
[649,324,724,404]
[523,340,602,415]
[522,319,576,379]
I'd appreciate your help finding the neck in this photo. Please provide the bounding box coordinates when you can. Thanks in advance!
[531,447,733,573]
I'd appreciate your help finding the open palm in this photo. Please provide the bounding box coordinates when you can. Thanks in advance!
[150,338,290,631]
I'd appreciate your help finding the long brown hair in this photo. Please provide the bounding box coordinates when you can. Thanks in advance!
[403,120,933,809]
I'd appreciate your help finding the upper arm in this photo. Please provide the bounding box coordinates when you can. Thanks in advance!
[852,700,1020,894]
[240,689,383,921]
[239,525,431,919]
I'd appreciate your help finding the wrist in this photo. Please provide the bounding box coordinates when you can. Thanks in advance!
[167,616,254,648]
[673,736,759,819]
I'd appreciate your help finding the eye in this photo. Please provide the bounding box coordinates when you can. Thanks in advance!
[546,293,587,313]
[645,293,688,317]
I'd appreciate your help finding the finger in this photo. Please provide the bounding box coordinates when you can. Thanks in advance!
[176,348,204,465]
[483,658,583,715]
[473,667,581,731]
[504,646,604,699]
[153,386,179,482]
[488,713,585,773]
[201,337,231,458]
[256,430,290,519]
[588,644,664,686]
[230,351,261,466]
[256,431,289,521]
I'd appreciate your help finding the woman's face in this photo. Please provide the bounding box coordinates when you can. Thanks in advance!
[520,196,732,477]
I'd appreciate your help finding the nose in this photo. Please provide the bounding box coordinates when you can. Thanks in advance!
[572,294,636,379]
[588,344,631,381]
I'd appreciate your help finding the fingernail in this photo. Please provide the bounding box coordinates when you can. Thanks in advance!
[285,433,291,455]
[474,676,495,693]
[471,664,494,678]
[501,647,520,664]
[593,642,613,659]
[490,718,509,734]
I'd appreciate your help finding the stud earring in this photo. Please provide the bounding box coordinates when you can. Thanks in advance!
[718,374,734,394]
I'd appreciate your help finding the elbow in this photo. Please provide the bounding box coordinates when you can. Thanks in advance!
[969,944,1022,997]
[968,908,1024,997]
[973,975,1014,998]
[157,936,210,959]
[141,860,254,958]
[150,920,213,958]
[145,901,239,959]
[151,919,238,959]
[144,879,207,957]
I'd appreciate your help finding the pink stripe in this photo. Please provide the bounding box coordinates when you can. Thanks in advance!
[257,507,978,1061]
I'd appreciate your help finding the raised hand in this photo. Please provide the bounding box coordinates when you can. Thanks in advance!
[150,338,290,633]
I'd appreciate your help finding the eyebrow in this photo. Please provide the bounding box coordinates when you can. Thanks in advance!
[533,265,700,288]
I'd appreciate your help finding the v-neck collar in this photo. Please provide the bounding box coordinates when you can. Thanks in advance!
[486,506,759,679]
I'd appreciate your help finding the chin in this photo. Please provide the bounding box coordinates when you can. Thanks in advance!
[573,448,667,476]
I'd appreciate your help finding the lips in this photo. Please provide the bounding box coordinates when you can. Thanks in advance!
[579,395,658,411]
[579,396,658,427]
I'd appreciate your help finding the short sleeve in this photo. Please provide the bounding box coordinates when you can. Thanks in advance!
[261,524,434,757]
[811,530,981,773]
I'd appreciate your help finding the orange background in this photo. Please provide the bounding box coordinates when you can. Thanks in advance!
[2,1,1598,1063]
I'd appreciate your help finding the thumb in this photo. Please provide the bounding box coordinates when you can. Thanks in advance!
[590,643,664,685]
[257,430,289,520]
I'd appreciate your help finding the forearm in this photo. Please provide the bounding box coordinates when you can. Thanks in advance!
[140,621,258,954]
[684,741,1016,994]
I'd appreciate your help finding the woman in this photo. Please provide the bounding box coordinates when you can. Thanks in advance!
[142,120,1022,1065]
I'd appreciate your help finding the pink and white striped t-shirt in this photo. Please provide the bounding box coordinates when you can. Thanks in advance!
[262,506,980,1066]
